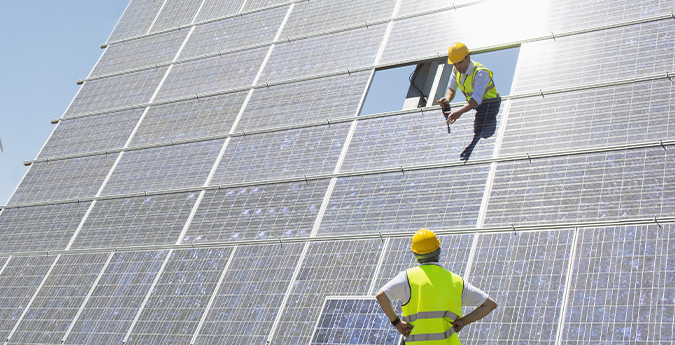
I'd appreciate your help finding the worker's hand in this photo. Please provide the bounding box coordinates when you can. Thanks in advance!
[446,109,464,124]
[436,99,451,114]
[452,318,466,333]
[395,320,414,337]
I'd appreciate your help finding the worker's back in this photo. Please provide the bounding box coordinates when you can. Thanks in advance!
[402,264,463,345]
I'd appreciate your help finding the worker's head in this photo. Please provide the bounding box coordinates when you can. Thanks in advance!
[448,42,471,74]
[411,228,441,263]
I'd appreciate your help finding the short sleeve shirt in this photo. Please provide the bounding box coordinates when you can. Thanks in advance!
[379,263,489,307]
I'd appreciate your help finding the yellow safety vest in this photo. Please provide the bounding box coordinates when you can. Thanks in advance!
[456,61,499,102]
[401,265,463,345]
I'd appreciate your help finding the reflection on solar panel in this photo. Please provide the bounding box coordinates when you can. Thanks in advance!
[310,297,400,345]
[1,0,673,343]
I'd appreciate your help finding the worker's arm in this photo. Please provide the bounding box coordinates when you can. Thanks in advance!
[375,290,414,337]
[445,98,478,124]
[452,297,497,333]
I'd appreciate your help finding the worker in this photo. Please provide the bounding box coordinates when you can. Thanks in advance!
[376,229,497,344]
[437,42,501,160]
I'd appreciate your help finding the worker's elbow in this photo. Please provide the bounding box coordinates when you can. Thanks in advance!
[485,297,497,311]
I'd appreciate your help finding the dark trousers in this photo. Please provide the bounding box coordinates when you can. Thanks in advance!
[461,97,501,160]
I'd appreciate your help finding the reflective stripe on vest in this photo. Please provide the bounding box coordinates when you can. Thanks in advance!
[456,61,499,101]
[402,265,463,344]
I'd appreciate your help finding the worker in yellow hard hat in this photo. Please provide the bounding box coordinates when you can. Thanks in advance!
[376,229,497,344]
[437,42,501,160]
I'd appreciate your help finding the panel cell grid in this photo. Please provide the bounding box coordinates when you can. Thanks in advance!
[149,0,202,33]
[512,20,675,94]
[398,0,473,17]
[460,230,574,344]
[9,153,120,205]
[242,0,290,12]
[101,140,224,196]
[485,148,675,226]
[184,180,330,244]
[282,0,396,38]
[373,235,475,296]
[92,30,188,76]
[130,92,246,146]
[0,256,56,341]
[210,123,350,185]
[501,80,675,156]
[194,0,246,23]
[65,250,168,345]
[64,67,169,117]
[181,6,288,59]
[8,253,110,345]
[274,239,384,345]
[38,109,144,159]
[562,224,674,344]
[319,166,489,236]
[238,71,370,132]
[310,298,400,345]
[543,0,675,33]
[342,108,501,172]
[258,25,387,84]
[125,248,232,345]
[107,0,164,42]
[155,47,269,102]
[73,192,199,249]
[0,202,91,253]
[194,243,303,345]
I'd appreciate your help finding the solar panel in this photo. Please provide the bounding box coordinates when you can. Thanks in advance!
[9,154,119,205]
[194,243,304,344]
[38,109,144,159]
[64,250,169,345]
[149,0,203,33]
[209,123,351,185]
[318,167,489,236]
[0,202,91,253]
[501,80,675,155]
[130,92,247,147]
[107,0,165,42]
[238,71,370,132]
[7,253,110,344]
[561,224,674,343]
[64,67,169,118]
[282,0,396,38]
[242,0,290,12]
[92,30,188,76]
[461,229,575,344]
[512,20,675,94]
[194,0,246,23]
[0,256,56,341]
[310,297,400,345]
[184,180,330,244]
[100,140,224,196]
[154,47,270,102]
[181,6,289,59]
[124,248,233,344]
[258,24,387,84]
[485,147,675,226]
[72,192,199,249]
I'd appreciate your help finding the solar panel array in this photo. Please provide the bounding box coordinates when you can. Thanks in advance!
[1,0,674,344]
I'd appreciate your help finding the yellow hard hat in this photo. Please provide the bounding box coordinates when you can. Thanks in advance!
[411,228,441,254]
[448,42,470,64]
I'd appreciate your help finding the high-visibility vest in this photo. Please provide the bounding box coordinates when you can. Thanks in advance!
[456,61,499,102]
[401,265,463,344]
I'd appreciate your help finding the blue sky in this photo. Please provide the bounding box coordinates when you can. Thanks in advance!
[0,1,129,204]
